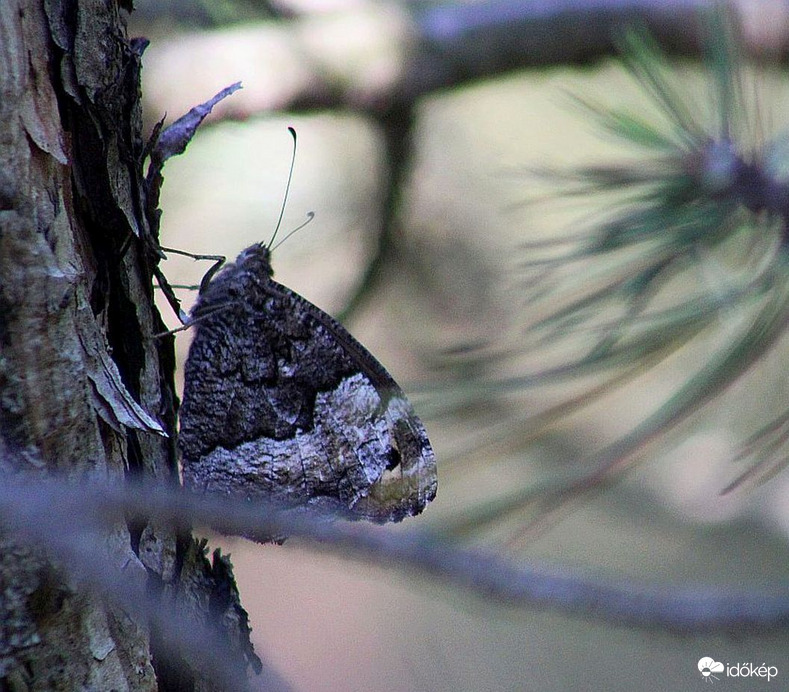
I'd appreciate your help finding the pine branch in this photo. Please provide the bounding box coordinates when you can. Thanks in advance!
[2,478,788,635]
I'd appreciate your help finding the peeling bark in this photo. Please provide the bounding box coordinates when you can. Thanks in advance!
[0,1,257,689]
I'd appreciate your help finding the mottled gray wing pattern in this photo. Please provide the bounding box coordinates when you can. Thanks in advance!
[178,244,437,523]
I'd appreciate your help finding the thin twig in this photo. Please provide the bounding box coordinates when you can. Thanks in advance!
[2,478,787,634]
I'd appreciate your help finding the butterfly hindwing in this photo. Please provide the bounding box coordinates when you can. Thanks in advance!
[178,243,437,523]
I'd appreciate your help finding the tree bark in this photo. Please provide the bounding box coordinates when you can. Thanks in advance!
[0,1,256,689]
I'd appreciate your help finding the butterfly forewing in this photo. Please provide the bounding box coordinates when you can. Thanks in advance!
[178,243,437,523]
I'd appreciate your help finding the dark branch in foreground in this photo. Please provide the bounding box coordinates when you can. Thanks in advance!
[1,478,787,637]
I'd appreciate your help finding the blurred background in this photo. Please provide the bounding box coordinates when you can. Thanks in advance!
[133,1,789,689]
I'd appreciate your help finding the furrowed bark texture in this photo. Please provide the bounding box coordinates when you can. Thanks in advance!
[0,1,255,689]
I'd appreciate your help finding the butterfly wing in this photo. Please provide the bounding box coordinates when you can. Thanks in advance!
[178,244,437,523]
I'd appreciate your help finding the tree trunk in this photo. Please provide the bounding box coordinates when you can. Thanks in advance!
[0,1,256,689]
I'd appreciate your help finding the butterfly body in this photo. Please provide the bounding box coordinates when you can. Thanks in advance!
[178,243,437,523]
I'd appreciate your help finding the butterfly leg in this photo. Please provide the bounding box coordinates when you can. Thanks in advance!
[152,248,226,335]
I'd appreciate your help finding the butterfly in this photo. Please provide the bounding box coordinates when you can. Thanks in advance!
[178,242,437,523]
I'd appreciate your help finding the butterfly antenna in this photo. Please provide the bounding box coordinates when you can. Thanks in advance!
[270,212,315,252]
[267,126,298,250]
